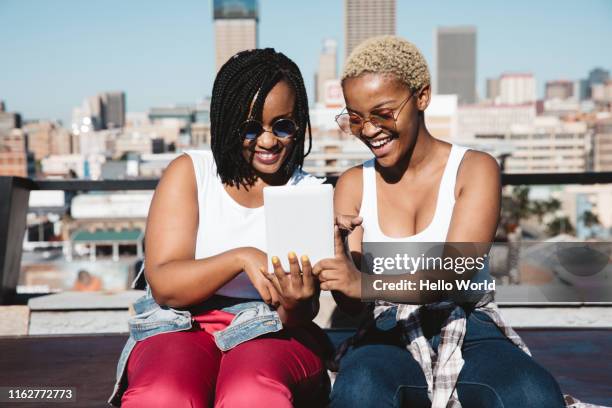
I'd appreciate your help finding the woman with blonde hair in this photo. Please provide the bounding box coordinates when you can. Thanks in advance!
[314,36,565,408]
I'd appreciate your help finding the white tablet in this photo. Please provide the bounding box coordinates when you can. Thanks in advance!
[264,184,335,273]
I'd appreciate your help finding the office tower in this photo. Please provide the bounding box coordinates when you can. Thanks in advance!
[588,68,610,87]
[545,80,574,100]
[486,78,500,102]
[594,118,612,171]
[101,92,126,129]
[0,111,21,135]
[88,95,104,130]
[213,0,258,72]
[574,79,590,101]
[0,129,28,177]
[499,73,536,105]
[435,26,477,105]
[345,0,396,58]
[315,39,338,105]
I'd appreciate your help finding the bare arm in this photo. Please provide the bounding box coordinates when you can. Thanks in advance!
[145,154,277,308]
[330,167,367,315]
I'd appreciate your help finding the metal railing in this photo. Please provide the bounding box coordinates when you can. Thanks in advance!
[3,171,612,304]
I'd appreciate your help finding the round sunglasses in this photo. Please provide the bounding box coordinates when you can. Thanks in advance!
[238,118,299,141]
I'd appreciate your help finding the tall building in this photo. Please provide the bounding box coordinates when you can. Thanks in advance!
[315,39,338,105]
[213,0,258,72]
[0,129,28,177]
[499,73,536,105]
[504,117,589,173]
[586,68,610,100]
[0,111,21,135]
[486,78,500,102]
[594,118,612,171]
[344,0,396,58]
[25,121,72,159]
[435,26,477,105]
[588,68,610,87]
[457,103,536,140]
[545,80,574,100]
[574,79,590,101]
[101,92,126,129]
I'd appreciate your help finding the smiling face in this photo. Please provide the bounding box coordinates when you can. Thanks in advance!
[342,72,430,168]
[241,80,296,178]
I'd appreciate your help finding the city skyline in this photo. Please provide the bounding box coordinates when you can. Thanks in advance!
[1,0,611,125]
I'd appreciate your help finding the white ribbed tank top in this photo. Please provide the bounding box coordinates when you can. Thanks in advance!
[359,144,470,242]
[184,150,324,299]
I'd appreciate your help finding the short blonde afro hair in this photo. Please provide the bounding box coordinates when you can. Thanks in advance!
[342,35,430,91]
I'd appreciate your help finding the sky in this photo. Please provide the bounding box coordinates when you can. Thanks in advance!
[1,0,611,125]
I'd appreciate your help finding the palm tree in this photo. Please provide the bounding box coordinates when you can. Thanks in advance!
[547,216,575,236]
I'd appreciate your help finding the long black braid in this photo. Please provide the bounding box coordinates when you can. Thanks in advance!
[210,48,313,187]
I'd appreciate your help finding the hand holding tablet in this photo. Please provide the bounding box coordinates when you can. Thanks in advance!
[263,184,335,273]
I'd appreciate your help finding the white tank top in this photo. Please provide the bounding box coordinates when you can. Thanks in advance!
[184,150,325,299]
[359,144,469,242]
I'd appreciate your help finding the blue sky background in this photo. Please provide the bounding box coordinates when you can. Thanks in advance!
[1,0,611,125]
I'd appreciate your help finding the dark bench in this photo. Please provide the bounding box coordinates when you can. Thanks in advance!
[1,328,611,407]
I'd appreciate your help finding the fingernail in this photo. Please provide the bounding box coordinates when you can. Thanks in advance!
[301,255,309,263]
[288,251,296,260]
[259,266,266,273]
[272,256,279,264]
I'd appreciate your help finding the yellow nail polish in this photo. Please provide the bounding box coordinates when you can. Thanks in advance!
[288,251,296,260]
[301,255,309,263]
[272,256,279,264]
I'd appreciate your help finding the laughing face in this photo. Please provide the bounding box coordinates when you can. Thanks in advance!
[241,80,296,179]
[342,73,430,168]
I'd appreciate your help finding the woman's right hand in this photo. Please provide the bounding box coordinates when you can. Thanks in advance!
[237,247,281,307]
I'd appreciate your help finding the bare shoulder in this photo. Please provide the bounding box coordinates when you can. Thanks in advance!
[334,164,364,213]
[458,149,500,184]
[164,153,195,178]
[149,153,198,214]
[155,154,197,190]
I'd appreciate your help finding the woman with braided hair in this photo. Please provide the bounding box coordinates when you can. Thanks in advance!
[109,48,330,407]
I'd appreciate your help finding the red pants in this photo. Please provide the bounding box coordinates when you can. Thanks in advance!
[121,310,328,407]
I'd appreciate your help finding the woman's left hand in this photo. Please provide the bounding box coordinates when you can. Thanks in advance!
[313,226,362,299]
[260,252,316,311]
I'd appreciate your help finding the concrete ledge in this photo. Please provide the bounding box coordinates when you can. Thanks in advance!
[28,290,143,311]
[29,311,131,335]
[16,290,612,336]
[0,306,30,336]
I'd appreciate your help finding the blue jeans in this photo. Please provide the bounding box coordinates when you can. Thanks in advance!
[330,310,565,408]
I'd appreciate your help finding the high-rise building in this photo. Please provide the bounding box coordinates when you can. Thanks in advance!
[457,103,536,140]
[504,117,589,173]
[101,92,126,129]
[435,26,477,105]
[315,39,338,105]
[486,78,500,102]
[574,79,590,101]
[0,111,22,135]
[88,95,104,130]
[594,118,612,172]
[0,129,28,177]
[545,80,574,100]
[499,73,536,105]
[588,68,610,87]
[345,0,396,58]
[24,121,74,160]
[213,0,258,72]
[585,68,610,100]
